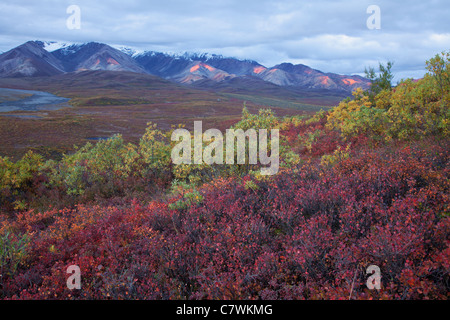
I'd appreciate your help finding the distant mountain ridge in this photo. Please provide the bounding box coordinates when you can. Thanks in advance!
[0,40,370,93]
[0,41,65,77]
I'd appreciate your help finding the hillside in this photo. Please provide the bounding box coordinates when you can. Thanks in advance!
[0,41,64,77]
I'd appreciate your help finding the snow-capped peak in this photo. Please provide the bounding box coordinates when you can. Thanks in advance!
[40,41,75,52]
[111,45,145,58]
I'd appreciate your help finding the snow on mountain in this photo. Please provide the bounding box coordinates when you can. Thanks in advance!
[40,41,75,52]
[50,42,146,73]
[0,41,65,77]
[111,45,145,58]
[0,40,371,92]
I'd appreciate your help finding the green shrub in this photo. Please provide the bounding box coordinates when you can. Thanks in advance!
[327,52,450,141]
[0,231,30,277]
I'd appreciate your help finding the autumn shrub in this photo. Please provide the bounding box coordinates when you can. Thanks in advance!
[0,231,30,279]
[327,52,450,141]
[0,151,44,212]
[0,136,447,300]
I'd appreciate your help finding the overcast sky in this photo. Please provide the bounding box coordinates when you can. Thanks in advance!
[0,0,449,81]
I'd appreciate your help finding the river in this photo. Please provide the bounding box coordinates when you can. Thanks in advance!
[0,87,70,113]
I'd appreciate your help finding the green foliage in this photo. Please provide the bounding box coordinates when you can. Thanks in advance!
[426,51,450,100]
[0,231,30,277]
[304,109,326,125]
[320,144,351,168]
[243,179,259,191]
[139,122,171,170]
[0,151,43,191]
[328,52,449,141]
[386,76,445,139]
[218,105,281,176]
[300,129,323,153]
[172,163,217,187]
[364,61,395,105]
[52,135,139,195]
[233,105,280,131]
[168,186,204,211]
[327,88,386,138]
[280,150,301,168]
[0,151,43,210]
[0,156,14,191]
[280,114,307,128]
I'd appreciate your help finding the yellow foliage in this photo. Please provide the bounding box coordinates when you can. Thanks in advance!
[320,144,351,168]
[326,52,450,141]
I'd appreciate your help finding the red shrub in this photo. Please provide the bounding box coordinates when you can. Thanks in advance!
[1,136,448,300]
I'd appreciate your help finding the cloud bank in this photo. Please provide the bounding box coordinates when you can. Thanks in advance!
[0,0,448,81]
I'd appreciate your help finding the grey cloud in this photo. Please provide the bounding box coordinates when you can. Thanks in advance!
[0,0,449,79]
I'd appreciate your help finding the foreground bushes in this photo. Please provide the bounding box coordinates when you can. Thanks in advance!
[0,138,448,299]
[0,108,293,214]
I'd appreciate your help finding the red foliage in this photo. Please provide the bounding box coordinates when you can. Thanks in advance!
[1,136,448,300]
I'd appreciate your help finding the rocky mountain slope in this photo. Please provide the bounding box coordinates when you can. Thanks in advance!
[0,41,370,94]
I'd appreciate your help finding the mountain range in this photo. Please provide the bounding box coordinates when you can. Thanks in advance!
[0,40,370,95]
